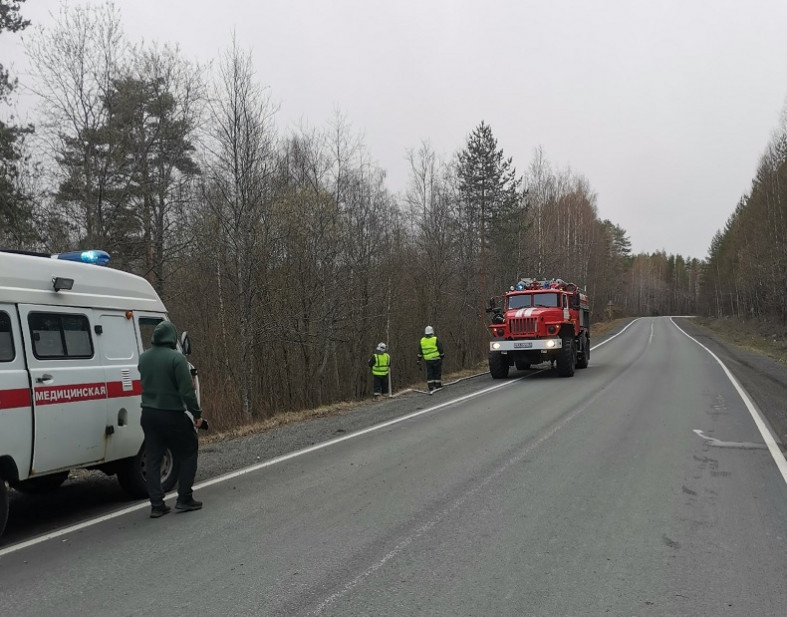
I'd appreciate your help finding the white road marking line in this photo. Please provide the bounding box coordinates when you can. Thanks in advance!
[309,380,594,615]
[692,429,766,450]
[0,378,525,558]
[0,319,651,557]
[590,318,640,350]
[672,317,787,484]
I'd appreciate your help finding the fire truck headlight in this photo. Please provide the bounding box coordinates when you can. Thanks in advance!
[546,339,556,348]
[492,342,501,350]
[547,325,557,334]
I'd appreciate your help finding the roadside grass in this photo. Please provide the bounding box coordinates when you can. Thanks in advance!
[203,319,626,444]
[590,318,628,339]
[201,366,489,444]
[694,316,787,366]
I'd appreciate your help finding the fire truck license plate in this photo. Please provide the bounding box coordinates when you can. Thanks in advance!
[514,342,533,349]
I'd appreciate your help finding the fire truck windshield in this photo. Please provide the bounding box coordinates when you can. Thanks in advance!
[507,294,532,310]
[533,293,560,307]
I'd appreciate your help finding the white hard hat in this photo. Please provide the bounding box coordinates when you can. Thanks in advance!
[376,342,387,351]
[424,325,434,335]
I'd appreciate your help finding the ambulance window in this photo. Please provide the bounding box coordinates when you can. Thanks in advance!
[99,315,136,361]
[28,313,93,359]
[0,311,14,362]
[139,317,164,351]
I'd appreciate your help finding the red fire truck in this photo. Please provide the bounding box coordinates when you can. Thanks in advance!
[487,278,591,378]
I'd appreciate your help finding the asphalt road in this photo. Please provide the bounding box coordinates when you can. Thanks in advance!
[2,316,787,616]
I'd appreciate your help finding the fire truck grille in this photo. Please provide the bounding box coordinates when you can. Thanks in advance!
[509,317,538,334]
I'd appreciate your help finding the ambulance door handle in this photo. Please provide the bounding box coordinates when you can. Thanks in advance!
[36,374,53,384]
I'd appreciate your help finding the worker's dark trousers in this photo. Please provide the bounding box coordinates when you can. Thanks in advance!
[141,408,199,506]
[425,359,442,390]
[373,374,389,395]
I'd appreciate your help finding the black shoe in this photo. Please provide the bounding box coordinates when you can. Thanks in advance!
[150,504,171,518]
[175,497,203,512]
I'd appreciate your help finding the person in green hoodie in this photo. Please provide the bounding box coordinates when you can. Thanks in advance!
[138,320,203,518]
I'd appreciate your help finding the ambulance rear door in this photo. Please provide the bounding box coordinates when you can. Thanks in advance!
[0,305,33,480]
[19,305,107,474]
[96,311,144,463]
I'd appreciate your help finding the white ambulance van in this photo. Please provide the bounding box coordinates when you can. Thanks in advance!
[0,249,195,540]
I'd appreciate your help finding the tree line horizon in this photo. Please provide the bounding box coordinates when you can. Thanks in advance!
[2,1,785,429]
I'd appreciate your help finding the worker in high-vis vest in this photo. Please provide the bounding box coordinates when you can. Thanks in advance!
[417,325,445,392]
[369,342,391,399]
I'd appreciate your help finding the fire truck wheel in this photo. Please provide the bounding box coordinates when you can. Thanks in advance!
[117,445,180,499]
[576,334,590,369]
[0,478,8,539]
[557,336,576,377]
[13,471,70,494]
[489,352,510,379]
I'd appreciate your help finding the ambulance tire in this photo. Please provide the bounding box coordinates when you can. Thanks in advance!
[0,478,8,539]
[117,445,180,499]
[13,470,69,494]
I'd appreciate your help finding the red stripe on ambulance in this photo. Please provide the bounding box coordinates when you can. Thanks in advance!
[106,379,142,397]
[32,380,142,406]
[34,382,108,405]
[0,388,32,410]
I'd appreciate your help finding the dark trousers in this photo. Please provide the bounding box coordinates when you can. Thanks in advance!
[425,359,442,390]
[373,374,389,395]
[141,408,199,506]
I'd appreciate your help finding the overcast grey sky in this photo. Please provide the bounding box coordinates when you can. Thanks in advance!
[3,0,787,259]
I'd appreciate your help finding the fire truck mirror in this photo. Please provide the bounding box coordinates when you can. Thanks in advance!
[570,292,580,309]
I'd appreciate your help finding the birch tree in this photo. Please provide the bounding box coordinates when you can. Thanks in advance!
[201,39,278,418]
[25,2,130,249]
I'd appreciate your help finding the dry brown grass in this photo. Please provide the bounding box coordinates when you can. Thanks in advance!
[590,318,628,339]
[201,399,363,444]
[202,322,626,444]
[201,365,490,444]
[694,316,787,366]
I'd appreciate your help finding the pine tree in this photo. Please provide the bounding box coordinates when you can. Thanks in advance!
[456,121,522,297]
[0,0,35,247]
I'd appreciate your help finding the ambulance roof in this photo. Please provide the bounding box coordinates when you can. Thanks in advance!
[0,252,167,312]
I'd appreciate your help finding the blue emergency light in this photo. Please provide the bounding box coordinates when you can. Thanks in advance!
[55,250,111,265]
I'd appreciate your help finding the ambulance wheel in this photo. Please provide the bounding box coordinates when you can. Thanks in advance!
[117,445,179,499]
[13,471,69,494]
[0,478,9,539]
[557,336,576,377]
[489,352,509,379]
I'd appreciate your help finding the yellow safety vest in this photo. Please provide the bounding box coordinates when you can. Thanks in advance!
[420,336,440,360]
[372,352,390,376]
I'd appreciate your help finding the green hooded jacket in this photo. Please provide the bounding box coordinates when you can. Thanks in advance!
[138,321,201,417]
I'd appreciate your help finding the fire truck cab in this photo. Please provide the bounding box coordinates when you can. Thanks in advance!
[487,278,591,379]
[0,249,195,541]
